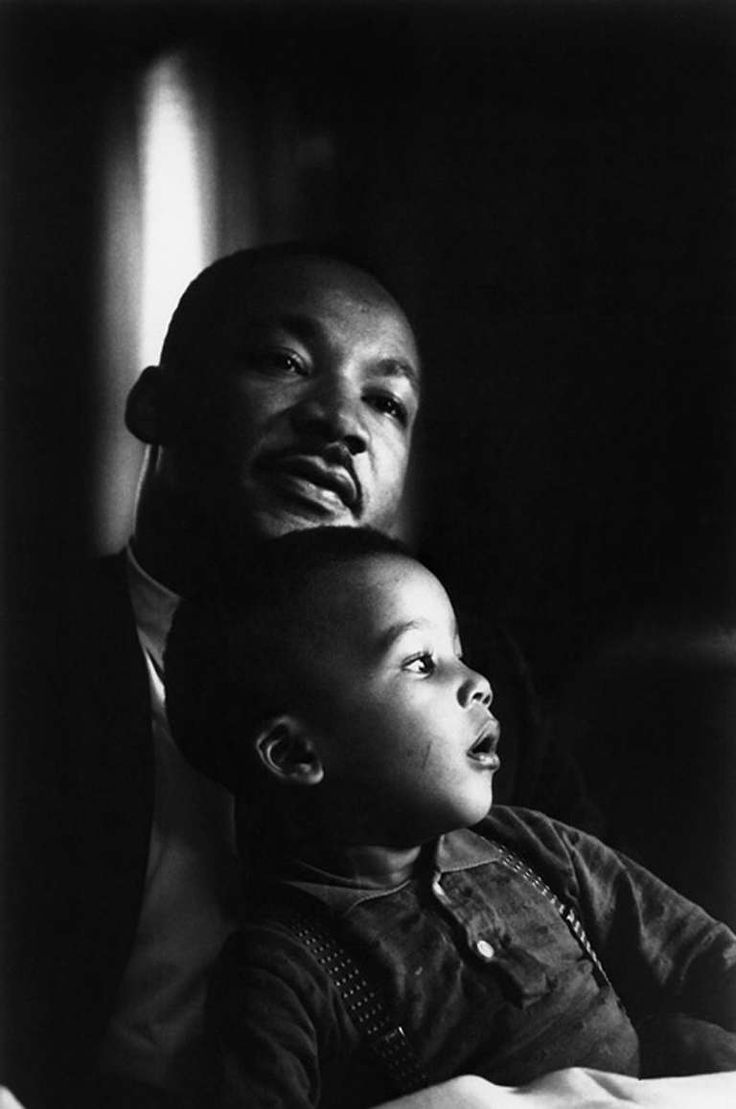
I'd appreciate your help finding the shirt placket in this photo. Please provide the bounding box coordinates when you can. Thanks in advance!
[430,865,556,1007]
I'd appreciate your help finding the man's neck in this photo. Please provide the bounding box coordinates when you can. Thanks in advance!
[130,487,261,599]
[128,527,204,599]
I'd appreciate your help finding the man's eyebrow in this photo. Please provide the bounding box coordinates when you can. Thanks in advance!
[243,313,320,342]
[241,314,421,389]
[372,358,421,392]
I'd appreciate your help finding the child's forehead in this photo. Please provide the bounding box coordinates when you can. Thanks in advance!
[300,552,453,637]
[311,551,422,597]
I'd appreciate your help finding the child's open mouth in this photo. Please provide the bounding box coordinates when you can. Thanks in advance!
[468,726,501,768]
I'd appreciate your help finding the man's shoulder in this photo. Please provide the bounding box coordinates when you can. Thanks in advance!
[9,551,134,673]
[17,550,147,712]
[63,550,130,608]
[17,550,130,622]
[55,551,137,639]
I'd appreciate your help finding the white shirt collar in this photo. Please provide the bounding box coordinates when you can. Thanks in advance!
[124,543,181,671]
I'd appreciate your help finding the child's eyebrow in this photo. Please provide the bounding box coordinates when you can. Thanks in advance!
[378,614,460,654]
[378,620,426,652]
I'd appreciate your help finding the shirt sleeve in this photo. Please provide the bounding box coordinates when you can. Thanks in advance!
[556,821,736,1031]
[206,926,366,1109]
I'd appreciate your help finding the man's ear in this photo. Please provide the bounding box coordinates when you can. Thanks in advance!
[254,716,325,787]
[125,365,171,445]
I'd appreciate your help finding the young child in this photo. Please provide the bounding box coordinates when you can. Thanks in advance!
[164,527,736,1109]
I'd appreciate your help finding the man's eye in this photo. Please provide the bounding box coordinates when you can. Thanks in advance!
[404,654,435,675]
[244,349,307,377]
[368,392,409,426]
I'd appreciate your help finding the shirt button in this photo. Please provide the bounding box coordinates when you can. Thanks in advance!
[474,939,495,961]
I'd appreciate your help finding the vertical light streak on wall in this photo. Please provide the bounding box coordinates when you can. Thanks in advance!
[94,52,216,552]
[137,52,215,368]
[94,91,145,554]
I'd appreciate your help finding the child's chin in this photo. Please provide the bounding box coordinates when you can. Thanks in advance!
[461,791,494,828]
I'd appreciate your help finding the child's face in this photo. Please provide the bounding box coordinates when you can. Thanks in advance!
[295,554,500,845]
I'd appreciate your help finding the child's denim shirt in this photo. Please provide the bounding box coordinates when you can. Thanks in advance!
[210,807,736,1107]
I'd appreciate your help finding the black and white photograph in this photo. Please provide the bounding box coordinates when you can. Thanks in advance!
[3,2,736,1107]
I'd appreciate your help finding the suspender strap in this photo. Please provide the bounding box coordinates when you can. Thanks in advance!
[269,902,429,1096]
[261,838,611,1095]
[490,841,612,987]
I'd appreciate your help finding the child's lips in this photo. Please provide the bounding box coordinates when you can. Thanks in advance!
[467,723,501,768]
[469,750,501,770]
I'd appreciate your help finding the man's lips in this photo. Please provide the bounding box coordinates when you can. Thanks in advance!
[468,722,501,769]
[257,452,360,513]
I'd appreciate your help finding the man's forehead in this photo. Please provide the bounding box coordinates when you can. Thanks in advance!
[242,254,393,302]
[221,256,418,354]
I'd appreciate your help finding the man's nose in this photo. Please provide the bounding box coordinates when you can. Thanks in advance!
[290,376,368,455]
[458,665,493,709]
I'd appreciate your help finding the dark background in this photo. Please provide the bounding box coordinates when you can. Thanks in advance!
[3,0,736,922]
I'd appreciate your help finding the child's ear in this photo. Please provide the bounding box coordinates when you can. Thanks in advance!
[254,716,325,787]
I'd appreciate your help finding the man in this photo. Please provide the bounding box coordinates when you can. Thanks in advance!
[124,245,420,591]
[4,245,590,1109]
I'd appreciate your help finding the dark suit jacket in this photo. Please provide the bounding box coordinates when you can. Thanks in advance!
[4,555,153,1108]
[2,553,600,1109]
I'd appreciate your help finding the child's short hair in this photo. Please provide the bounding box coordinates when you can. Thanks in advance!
[165,526,410,797]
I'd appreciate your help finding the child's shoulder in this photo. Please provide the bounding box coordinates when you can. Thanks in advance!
[477,803,582,845]
[472,805,605,901]
[212,900,342,1004]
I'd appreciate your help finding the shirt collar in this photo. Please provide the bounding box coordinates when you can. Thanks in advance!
[125,543,181,670]
[276,825,500,916]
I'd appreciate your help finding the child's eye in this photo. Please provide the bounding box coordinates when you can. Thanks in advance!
[404,653,435,675]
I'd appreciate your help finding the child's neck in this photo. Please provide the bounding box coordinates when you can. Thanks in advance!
[255,799,437,887]
[302,839,425,888]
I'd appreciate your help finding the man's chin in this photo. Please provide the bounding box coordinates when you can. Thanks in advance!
[249,502,357,539]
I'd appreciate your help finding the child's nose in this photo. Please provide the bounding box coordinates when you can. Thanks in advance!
[458,665,493,709]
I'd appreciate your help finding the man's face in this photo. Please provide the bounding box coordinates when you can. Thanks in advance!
[294,555,501,846]
[159,257,420,538]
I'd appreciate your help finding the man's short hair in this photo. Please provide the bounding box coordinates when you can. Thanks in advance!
[164,526,410,796]
[159,242,405,379]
